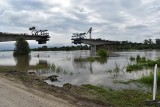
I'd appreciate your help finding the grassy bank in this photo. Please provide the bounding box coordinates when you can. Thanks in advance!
[72,84,153,107]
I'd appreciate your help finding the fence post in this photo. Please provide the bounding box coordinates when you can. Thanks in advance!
[153,64,158,101]
[145,64,159,106]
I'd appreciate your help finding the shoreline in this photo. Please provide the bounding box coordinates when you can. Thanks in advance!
[0,69,156,107]
[0,70,111,107]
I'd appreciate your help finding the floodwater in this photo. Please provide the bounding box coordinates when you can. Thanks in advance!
[0,50,159,91]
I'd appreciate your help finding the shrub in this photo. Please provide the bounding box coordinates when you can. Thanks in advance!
[97,49,107,58]
[129,56,135,61]
[136,55,141,62]
[13,37,30,56]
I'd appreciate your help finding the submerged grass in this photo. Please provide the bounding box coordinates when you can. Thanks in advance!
[126,55,160,72]
[74,57,107,64]
[129,56,135,61]
[126,63,144,72]
[74,57,95,62]
[105,63,121,78]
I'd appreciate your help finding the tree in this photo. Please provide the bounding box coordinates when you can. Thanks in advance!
[13,37,30,56]
[148,39,153,45]
[97,49,108,58]
[156,39,160,45]
[144,39,149,45]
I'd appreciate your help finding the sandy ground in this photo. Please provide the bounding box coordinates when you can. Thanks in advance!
[0,77,75,107]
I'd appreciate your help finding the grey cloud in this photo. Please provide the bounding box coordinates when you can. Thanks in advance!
[8,0,51,11]
[125,25,148,29]
[0,0,159,45]
[120,0,141,9]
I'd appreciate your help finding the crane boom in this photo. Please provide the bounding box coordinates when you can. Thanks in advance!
[86,27,92,39]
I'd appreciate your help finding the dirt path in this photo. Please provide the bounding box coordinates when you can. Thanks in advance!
[0,77,75,107]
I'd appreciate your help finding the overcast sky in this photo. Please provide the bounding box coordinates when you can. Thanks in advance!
[0,0,160,49]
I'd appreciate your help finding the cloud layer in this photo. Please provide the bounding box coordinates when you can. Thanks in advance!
[0,0,160,48]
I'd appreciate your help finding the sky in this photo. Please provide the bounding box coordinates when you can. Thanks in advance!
[0,0,160,49]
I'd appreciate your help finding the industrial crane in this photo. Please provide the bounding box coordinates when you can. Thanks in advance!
[72,27,92,39]
[29,26,49,36]
[86,27,92,39]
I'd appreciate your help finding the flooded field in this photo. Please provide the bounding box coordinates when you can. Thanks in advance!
[0,50,159,90]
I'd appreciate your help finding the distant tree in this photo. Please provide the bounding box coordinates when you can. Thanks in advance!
[148,39,153,45]
[144,39,149,45]
[42,45,47,49]
[156,39,160,45]
[122,41,128,45]
[13,37,30,56]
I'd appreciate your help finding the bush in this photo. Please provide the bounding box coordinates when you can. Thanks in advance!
[129,56,135,61]
[97,49,107,58]
[13,37,30,56]
[136,55,141,62]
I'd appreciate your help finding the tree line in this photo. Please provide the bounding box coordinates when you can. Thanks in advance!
[118,39,160,50]
[13,37,160,56]
[32,45,89,51]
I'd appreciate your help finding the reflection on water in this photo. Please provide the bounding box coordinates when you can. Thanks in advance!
[0,50,159,91]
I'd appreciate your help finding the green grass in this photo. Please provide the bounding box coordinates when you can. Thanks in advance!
[97,49,108,58]
[0,67,16,72]
[80,84,152,107]
[126,55,160,72]
[113,79,136,84]
[126,64,144,72]
[139,71,160,85]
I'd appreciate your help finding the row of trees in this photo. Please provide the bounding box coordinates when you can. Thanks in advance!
[32,45,89,51]
[13,37,160,56]
[118,39,160,49]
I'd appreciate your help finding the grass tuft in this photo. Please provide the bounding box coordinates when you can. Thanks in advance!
[126,64,143,72]
[139,71,160,85]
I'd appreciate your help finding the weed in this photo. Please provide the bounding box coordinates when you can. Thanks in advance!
[129,56,135,61]
[97,49,108,58]
[136,55,141,62]
[139,71,160,85]
[126,64,143,72]
[74,57,107,63]
[105,63,120,74]
[70,72,73,75]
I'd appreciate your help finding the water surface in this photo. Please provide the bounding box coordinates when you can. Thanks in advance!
[0,50,159,91]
